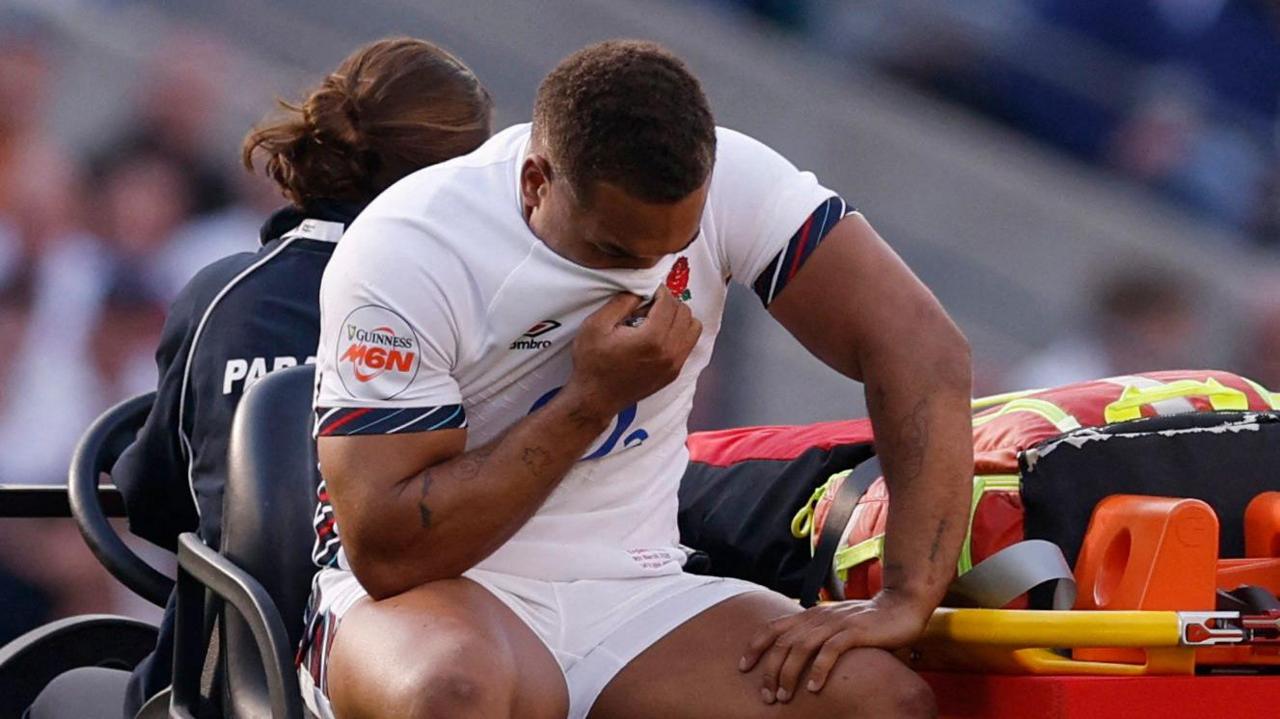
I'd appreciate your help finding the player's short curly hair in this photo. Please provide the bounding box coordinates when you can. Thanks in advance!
[533,40,716,204]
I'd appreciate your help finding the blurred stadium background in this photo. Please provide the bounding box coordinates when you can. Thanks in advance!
[0,0,1277,647]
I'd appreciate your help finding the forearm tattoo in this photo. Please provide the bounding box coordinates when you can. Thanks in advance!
[881,560,907,589]
[567,406,604,430]
[928,517,950,563]
[453,446,494,482]
[416,446,495,529]
[521,446,552,479]
[869,382,930,489]
[892,397,930,486]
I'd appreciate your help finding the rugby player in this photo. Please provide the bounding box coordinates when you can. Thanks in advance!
[304,40,973,719]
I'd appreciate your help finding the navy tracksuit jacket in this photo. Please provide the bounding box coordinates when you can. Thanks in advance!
[112,201,362,713]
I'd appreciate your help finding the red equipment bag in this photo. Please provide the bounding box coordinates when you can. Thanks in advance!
[678,370,1280,606]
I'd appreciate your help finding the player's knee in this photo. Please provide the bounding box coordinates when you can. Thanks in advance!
[401,641,518,719]
[416,669,494,717]
[821,648,935,719]
[887,671,936,719]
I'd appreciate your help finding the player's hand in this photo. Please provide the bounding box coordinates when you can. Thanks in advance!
[565,288,701,420]
[738,591,932,704]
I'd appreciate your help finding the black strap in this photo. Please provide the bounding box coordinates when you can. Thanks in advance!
[1217,585,1280,613]
[799,456,881,607]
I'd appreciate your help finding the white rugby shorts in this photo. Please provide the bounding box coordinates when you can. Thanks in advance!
[298,567,765,719]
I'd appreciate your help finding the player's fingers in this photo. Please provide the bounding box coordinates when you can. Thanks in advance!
[776,625,833,703]
[644,283,679,329]
[588,293,645,329]
[676,315,702,357]
[740,613,801,672]
[756,626,807,704]
[656,294,693,344]
[805,630,857,693]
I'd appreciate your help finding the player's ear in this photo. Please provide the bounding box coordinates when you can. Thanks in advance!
[520,154,554,210]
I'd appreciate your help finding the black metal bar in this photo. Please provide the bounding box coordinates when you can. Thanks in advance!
[171,539,206,719]
[0,484,126,518]
[172,533,302,719]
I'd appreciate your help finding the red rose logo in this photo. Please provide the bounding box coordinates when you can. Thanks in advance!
[666,257,692,302]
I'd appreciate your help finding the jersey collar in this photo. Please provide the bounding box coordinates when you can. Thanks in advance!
[259,199,367,246]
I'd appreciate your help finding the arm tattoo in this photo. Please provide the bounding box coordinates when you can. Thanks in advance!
[881,560,908,589]
[890,397,929,486]
[567,407,603,430]
[521,446,552,479]
[417,446,495,528]
[928,517,949,563]
[417,472,434,528]
[453,446,494,481]
[413,443,543,530]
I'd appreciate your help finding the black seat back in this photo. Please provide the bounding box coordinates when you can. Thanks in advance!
[220,366,319,716]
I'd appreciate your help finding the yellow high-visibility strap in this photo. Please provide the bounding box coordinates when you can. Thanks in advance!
[790,471,846,540]
[821,474,1022,580]
[958,475,1020,574]
[1241,377,1280,410]
[971,388,1046,411]
[1103,378,1248,423]
[833,535,885,581]
[973,398,1081,433]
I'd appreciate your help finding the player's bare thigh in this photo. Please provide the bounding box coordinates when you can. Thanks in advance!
[325,577,568,719]
[588,591,935,719]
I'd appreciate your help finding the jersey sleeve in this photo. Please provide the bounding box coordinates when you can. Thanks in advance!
[314,214,472,437]
[707,128,853,307]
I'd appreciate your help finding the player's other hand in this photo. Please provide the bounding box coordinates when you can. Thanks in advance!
[566,288,701,420]
[738,591,931,704]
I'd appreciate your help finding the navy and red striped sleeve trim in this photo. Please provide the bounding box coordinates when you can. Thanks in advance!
[752,196,852,307]
[314,404,467,437]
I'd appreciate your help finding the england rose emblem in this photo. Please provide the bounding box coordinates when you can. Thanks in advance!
[666,256,691,302]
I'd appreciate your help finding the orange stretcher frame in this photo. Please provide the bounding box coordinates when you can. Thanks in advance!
[916,493,1280,717]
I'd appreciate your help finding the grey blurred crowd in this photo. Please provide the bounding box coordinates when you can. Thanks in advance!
[0,21,269,488]
[0,18,267,640]
[708,0,1280,397]
[715,0,1280,250]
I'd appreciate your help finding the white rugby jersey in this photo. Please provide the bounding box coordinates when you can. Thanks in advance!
[312,123,849,580]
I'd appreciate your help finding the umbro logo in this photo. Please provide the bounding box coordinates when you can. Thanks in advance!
[510,319,561,350]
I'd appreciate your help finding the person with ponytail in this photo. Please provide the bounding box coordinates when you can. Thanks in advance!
[95,37,490,716]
